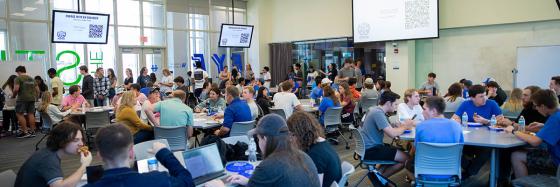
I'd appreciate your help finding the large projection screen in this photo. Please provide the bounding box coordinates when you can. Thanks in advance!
[353,0,439,43]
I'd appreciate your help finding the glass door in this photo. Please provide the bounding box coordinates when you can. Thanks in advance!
[119,47,166,83]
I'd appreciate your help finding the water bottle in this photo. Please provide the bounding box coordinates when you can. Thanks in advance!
[81,102,86,112]
[461,112,468,128]
[248,138,257,163]
[518,116,526,132]
[147,158,158,172]
[490,115,497,126]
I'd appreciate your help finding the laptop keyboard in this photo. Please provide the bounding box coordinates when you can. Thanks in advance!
[193,172,226,185]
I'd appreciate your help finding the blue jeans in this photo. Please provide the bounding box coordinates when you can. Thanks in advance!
[133,130,154,144]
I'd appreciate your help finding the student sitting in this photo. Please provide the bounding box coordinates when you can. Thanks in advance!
[116,91,153,144]
[451,84,503,178]
[310,78,330,100]
[242,86,259,120]
[318,86,341,125]
[194,87,226,113]
[486,81,508,107]
[153,90,194,140]
[15,122,92,187]
[256,87,272,115]
[85,124,195,187]
[498,86,547,132]
[505,90,560,179]
[38,91,72,126]
[287,112,342,187]
[61,85,89,111]
[361,91,413,184]
[272,81,302,118]
[213,86,252,137]
[140,87,161,126]
[206,114,320,187]
[338,83,356,123]
[397,89,425,125]
[501,88,524,118]
[444,83,465,113]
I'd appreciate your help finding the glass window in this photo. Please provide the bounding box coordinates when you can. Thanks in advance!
[189,31,208,69]
[9,0,48,20]
[167,12,188,29]
[85,0,115,24]
[167,30,188,73]
[54,43,85,84]
[0,0,7,17]
[9,21,49,59]
[118,26,140,45]
[211,7,227,31]
[117,0,140,26]
[88,26,116,72]
[189,14,208,30]
[143,28,164,46]
[143,0,164,28]
[51,0,78,11]
[0,21,7,58]
[234,10,245,24]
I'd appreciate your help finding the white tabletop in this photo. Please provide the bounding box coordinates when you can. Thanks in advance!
[299,99,319,113]
[399,126,526,148]
[193,113,222,129]
[70,106,115,115]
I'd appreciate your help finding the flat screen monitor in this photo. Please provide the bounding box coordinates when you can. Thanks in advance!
[51,10,110,44]
[218,24,254,48]
[353,0,439,43]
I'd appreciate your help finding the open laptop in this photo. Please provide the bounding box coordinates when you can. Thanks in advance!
[136,143,225,185]
[183,143,226,185]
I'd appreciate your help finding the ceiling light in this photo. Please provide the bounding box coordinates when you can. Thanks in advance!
[34,0,44,5]
[11,13,26,16]
[23,7,37,11]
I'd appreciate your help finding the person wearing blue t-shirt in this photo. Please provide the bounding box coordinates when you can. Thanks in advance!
[318,86,340,125]
[452,84,504,125]
[310,78,331,100]
[460,79,472,99]
[213,86,253,137]
[451,84,503,178]
[506,90,560,180]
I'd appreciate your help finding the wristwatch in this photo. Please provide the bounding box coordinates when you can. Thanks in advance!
[511,129,517,135]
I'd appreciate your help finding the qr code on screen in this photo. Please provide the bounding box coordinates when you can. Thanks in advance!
[89,24,104,38]
[239,33,249,43]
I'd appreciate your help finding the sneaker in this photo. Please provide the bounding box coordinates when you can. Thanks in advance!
[16,132,31,139]
[29,131,37,137]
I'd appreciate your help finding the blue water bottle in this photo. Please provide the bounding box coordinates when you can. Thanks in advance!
[461,112,468,128]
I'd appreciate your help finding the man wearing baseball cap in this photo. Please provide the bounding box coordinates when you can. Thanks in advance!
[310,78,332,100]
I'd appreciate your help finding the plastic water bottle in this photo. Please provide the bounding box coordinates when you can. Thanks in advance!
[490,115,497,126]
[518,116,526,132]
[461,112,468,128]
[248,138,257,163]
[147,158,158,172]
[81,102,86,112]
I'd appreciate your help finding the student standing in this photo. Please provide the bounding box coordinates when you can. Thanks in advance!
[13,66,39,138]
[418,72,440,96]
[79,65,95,106]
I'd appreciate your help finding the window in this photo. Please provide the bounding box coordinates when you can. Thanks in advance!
[85,0,115,24]
[117,0,140,26]
[8,0,48,20]
[118,26,141,45]
[143,0,164,28]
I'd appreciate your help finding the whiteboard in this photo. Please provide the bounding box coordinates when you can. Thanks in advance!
[516,45,560,89]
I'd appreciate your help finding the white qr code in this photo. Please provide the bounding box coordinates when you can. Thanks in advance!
[239,33,249,44]
[89,24,104,38]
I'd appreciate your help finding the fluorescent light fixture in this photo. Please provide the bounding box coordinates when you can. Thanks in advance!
[23,7,37,11]
[35,0,44,5]
[11,13,26,16]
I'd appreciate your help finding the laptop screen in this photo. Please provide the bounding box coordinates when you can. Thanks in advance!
[183,143,224,179]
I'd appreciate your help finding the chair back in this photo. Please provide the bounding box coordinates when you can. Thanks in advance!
[40,112,54,130]
[154,126,188,151]
[85,110,111,129]
[361,98,378,113]
[324,107,343,129]
[338,161,356,187]
[415,142,463,179]
[269,108,286,119]
[351,128,366,159]
[0,169,16,187]
[222,136,250,145]
[230,120,256,137]
[133,139,169,160]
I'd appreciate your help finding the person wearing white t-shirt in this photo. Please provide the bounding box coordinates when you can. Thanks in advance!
[242,86,259,120]
[191,62,208,98]
[158,68,174,94]
[261,67,272,89]
[397,89,425,125]
[272,81,302,118]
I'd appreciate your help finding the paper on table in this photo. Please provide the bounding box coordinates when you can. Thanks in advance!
[194,118,206,122]
[463,131,471,134]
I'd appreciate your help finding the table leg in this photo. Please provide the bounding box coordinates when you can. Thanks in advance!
[490,148,500,187]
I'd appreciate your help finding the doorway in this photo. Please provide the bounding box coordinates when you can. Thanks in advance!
[120,47,166,81]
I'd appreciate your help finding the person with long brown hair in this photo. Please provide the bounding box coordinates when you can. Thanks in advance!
[338,82,356,123]
[207,114,320,187]
[501,88,524,117]
[287,112,342,187]
[2,75,18,134]
[444,83,465,113]
[116,91,153,144]
[318,85,340,125]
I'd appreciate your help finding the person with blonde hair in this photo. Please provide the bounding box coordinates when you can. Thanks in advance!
[397,89,425,124]
[501,88,524,117]
[116,91,153,144]
[38,91,72,126]
[242,86,259,120]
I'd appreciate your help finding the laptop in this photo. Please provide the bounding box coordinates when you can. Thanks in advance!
[182,143,226,185]
[136,143,226,185]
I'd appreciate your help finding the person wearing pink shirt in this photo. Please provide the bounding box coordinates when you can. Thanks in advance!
[62,85,90,111]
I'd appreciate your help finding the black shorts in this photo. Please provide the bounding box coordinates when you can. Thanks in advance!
[364,145,398,161]
[527,148,557,175]
[15,101,35,113]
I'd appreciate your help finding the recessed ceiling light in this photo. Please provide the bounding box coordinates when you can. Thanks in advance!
[34,0,44,5]
[23,7,37,11]
[11,13,26,16]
